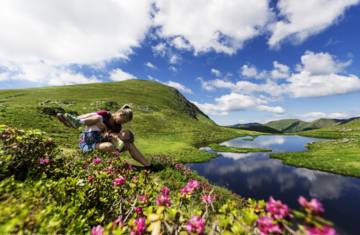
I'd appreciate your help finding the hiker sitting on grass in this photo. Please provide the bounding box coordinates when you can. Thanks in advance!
[57,105,153,169]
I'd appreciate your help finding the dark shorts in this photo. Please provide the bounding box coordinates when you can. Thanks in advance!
[79,131,102,153]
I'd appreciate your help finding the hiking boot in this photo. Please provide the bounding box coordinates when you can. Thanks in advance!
[56,113,73,128]
[63,113,81,128]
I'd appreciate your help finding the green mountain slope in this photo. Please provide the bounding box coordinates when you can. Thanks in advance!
[229,123,281,133]
[265,119,308,132]
[0,80,254,162]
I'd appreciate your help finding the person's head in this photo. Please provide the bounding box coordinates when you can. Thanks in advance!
[118,129,134,143]
[113,104,133,125]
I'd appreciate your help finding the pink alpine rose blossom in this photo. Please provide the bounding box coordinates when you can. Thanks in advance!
[305,225,336,235]
[91,225,104,235]
[39,158,50,164]
[92,157,102,165]
[201,194,215,204]
[266,197,289,219]
[298,196,324,214]
[113,176,126,186]
[160,186,170,196]
[257,216,282,235]
[137,194,148,204]
[156,194,171,207]
[131,217,146,235]
[186,216,205,234]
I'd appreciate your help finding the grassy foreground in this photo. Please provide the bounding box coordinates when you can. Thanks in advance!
[208,144,271,153]
[271,119,360,177]
[0,80,257,163]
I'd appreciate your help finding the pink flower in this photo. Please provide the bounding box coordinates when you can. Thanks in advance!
[91,225,104,235]
[306,226,336,235]
[186,216,205,234]
[92,157,102,165]
[266,197,289,219]
[114,216,124,227]
[180,180,200,196]
[131,217,146,235]
[257,216,282,235]
[156,194,171,207]
[160,186,170,196]
[201,194,215,204]
[113,176,126,186]
[187,180,200,190]
[175,163,184,170]
[137,194,148,204]
[39,158,50,165]
[180,186,191,196]
[132,176,139,183]
[298,196,324,214]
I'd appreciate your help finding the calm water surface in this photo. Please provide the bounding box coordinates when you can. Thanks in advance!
[188,135,360,235]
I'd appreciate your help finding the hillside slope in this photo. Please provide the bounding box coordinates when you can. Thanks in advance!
[0,80,255,162]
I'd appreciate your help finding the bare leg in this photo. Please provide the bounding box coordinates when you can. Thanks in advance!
[80,115,102,126]
[125,143,150,167]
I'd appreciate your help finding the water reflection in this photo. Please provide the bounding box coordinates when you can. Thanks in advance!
[188,135,360,235]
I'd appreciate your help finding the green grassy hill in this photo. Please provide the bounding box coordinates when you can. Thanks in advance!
[265,119,311,132]
[229,123,281,133]
[0,80,255,162]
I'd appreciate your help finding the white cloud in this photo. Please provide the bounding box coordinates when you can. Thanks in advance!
[0,0,152,65]
[299,51,350,75]
[269,0,360,47]
[0,0,152,86]
[211,68,222,77]
[164,80,192,94]
[109,68,137,81]
[241,64,262,78]
[144,62,157,69]
[0,62,101,86]
[152,42,167,57]
[241,62,289,80]
[288,71,360,98]
[302,112,350,121]
[271,61,290,79]
[169,54,181,65]
[171,36,192,50]
[193,93,283,116]
[257,105,285,114]
[153,0,272,54]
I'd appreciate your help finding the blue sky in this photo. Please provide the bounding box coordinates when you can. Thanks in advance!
[1,0,360,125]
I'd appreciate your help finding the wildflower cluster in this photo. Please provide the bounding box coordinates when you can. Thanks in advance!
[0,126,337,234]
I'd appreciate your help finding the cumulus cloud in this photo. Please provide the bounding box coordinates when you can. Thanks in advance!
[171,36,192,50]
[0,0,152,86]
[298,51,351,75]
[302,112,350,121]
[241,61,289,80]
[193,93,284,115]
[288,51,360,97]
[0,62,101,86]
[153,0,272,54]
[164,80,192,94]
[269,0,360,47]
[109,68,137,81]
[144,62,157,69]
[211,69,222,77]
[0,0,152,65]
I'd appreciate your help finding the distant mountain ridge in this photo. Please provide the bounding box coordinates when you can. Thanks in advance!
[230,117,360,133]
